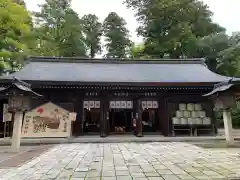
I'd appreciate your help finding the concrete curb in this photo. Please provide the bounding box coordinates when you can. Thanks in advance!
[0,136,239,145]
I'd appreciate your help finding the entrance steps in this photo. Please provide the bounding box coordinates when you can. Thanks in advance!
[1,135,240,145]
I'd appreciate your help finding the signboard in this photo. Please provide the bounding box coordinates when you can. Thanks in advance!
[22,102,75,138]
[8,96,30,112]
[3,104,12,122]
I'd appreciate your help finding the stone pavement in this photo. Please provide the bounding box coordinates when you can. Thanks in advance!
[0,142,240,180]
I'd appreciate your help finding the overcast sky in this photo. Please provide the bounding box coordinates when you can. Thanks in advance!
[25,0,240,43]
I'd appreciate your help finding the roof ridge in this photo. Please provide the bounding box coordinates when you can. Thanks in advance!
[28,56,206,64]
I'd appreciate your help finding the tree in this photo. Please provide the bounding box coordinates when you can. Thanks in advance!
[103,12,131,58]
[0,0,32,73]
[13,0,26,6]
[124,0,224,58]
[81,14,102,58]
[33,0,86,57]
[194,32,230,72]
[130,43,150,59]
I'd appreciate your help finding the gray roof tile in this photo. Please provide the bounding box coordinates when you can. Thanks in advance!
[0,57,232,84]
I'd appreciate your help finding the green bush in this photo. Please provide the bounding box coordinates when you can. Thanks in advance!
[215,108,240,128]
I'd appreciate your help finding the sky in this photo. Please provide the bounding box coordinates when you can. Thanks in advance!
[25,0,240,43]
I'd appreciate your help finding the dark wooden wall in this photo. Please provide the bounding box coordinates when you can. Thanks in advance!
[27,88,215,137]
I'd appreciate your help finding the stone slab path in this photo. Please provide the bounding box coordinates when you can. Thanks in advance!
[0,142,240,180]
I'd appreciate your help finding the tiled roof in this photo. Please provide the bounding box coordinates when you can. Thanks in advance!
[0,56,232,84]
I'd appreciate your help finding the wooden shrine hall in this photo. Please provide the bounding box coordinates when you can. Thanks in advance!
[0,56,239,138]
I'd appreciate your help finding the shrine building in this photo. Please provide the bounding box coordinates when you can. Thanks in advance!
[0,56,239,138]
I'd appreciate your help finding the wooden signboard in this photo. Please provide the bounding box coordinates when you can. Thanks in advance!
[3,104,12,122]
[22,102,75,138]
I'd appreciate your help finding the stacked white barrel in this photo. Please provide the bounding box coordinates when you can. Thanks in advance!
[172,103,211,125]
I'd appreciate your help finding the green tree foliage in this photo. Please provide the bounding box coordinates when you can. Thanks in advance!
[13,0,25,6]
[130,43,151,59]
[81,14,102,58]
[0,0,32,73]
[193,32,230,72]
[130,44,145,58]
[103,12,131,58]
[33,0,86,57]
[191,32,240,76]
[124,0,224,58]
[217,33,240,76]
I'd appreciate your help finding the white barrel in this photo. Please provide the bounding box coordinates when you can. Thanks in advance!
[194,104,202,111]
[199,111,206,118]
[195,118,202,125]
[180,118,188,124]
[203,117,211,125]
[192,111,199,118]
[176,111,184,118]
[188,118,194,124]
[183,111,191,118]
[187,103,194,111]
[172,117,180,124]
[179,104,187,111]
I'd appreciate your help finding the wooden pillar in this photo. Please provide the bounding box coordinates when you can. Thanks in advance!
[136,99,143,137]
[159,98,169,136]
[73,96,83,136]
[100,98,108,137]
[11,112,23,152]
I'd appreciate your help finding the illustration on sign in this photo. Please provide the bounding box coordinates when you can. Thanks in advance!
[22,102,76,138]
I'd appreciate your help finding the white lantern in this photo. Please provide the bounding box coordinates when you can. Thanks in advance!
[121,101,127,108]
[142,101,147,109]
[116,101,121,109]
[89,101,95,108]
[153,101,158,109]
[83,101,89,109]
[147,101,153,108]
[127,101,133,109]
[94,101,100,109]
[110,101,116,109]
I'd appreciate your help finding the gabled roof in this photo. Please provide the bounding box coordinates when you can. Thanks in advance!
[0,56,233,85]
